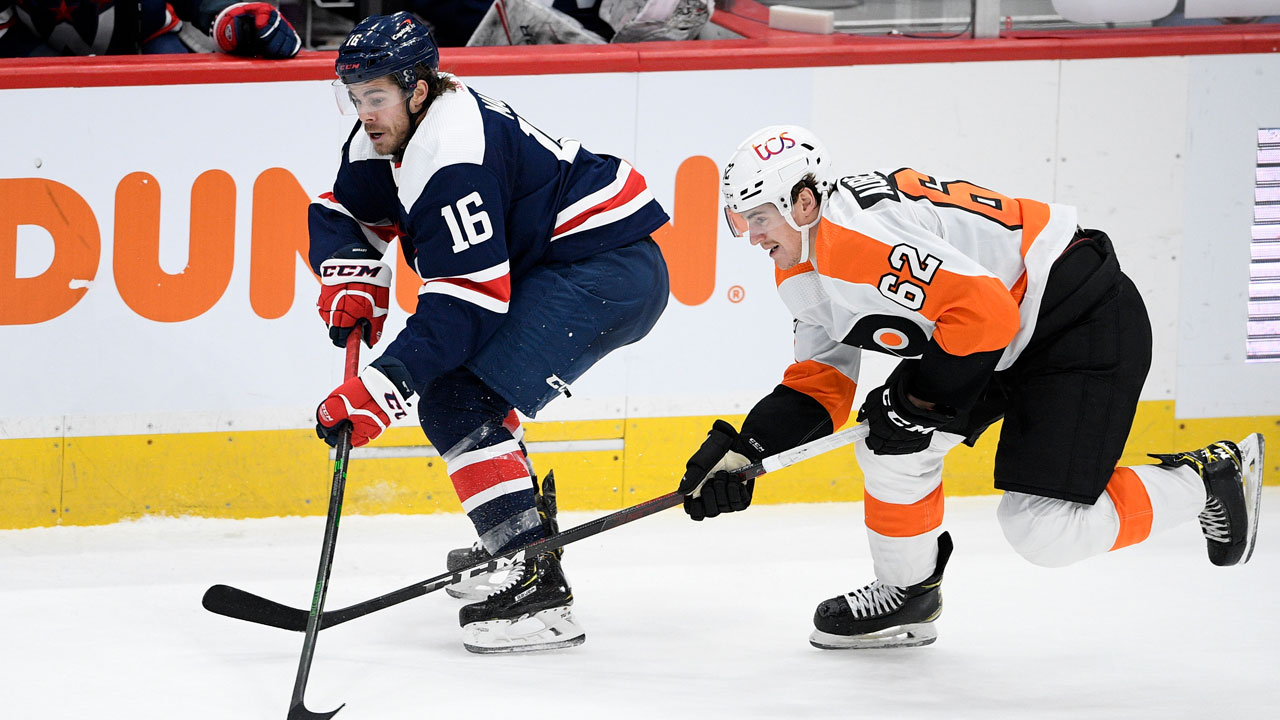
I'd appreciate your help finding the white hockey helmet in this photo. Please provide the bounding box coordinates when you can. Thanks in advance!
[721,124,835,237]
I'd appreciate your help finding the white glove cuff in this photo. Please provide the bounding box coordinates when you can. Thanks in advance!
[361,366,412,423]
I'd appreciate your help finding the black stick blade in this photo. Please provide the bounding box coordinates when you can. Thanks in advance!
[288,701,344,720]
[203,584,309,632]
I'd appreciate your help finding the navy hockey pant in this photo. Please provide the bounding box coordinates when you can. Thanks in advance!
[417,237,669,553]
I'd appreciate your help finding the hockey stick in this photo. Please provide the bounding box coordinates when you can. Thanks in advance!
[204,422,869,633]
[287,331,361,720]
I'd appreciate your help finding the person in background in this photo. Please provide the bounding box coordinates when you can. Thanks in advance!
[0,0,299,57]
[408,0,612,46]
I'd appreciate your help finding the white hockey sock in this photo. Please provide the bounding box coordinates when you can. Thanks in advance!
[998,464,1207,567]
[1124,462,1206,536]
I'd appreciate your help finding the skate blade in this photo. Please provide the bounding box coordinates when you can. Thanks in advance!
[1240,433,1266,565]
[445,569,510,602]
[462,606,586,654]
[809,623,938,650]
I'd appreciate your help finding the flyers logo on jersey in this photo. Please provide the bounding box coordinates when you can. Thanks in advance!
[752,132,797,161]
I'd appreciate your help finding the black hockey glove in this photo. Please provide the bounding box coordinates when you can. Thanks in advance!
[677,420,759,521]
[857,377,956,456]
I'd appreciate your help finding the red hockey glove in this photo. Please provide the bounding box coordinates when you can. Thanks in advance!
[316,357,415,448]
[317,244,392,349]
[212,2,302,59]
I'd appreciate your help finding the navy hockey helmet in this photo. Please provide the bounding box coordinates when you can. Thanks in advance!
[336,12,439,88]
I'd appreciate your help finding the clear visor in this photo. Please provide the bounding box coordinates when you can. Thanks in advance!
[723,201,790,238]
[332,78,413,117]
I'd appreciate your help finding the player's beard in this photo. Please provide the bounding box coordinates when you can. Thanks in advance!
[364,117,407,157]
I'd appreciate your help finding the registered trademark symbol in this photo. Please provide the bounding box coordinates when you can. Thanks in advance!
[728,285,745,303]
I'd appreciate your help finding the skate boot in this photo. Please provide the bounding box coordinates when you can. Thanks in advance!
[445,470,560,601]
[444,542,503,600]
[1149,433,1265,566]
[809,532,953,650]
[459,551,585,654]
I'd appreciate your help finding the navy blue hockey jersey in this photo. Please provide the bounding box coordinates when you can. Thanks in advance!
[308,78,670,390]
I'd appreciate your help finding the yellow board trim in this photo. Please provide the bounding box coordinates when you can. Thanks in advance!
[1,403,1275,529]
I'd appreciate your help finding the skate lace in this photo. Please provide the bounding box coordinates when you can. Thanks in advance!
[1199,497,1231,542]
[480,560,530,599]
[844,581,905,619]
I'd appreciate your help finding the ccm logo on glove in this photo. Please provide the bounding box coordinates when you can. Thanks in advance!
[317,245,392,348]
[322,264,386,279]
[857,377,955,456]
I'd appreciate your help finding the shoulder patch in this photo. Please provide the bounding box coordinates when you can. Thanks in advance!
[838,172,900,210]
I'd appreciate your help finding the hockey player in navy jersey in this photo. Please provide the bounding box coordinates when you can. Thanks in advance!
[309,13,669,653]
[677,124,1265,650]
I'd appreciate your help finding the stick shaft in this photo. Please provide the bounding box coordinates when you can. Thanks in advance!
[287,332,360,717]
[205,423,867,633]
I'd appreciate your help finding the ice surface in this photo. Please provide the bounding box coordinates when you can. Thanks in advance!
[2,492,1278,719]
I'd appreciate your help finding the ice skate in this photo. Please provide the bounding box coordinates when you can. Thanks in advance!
[809,532,953,650]
[1150,433,1265,566]
[445,471,561,601]
[459,551,585,654]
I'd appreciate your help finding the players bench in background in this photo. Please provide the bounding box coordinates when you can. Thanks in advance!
[0,0,301,57]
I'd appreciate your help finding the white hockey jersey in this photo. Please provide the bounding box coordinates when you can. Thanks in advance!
[773,167,1078,426]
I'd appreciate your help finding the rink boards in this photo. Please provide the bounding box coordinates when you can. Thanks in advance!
[1,30,1278,528]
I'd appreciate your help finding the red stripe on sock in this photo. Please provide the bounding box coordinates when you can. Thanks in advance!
[450,452,530,504]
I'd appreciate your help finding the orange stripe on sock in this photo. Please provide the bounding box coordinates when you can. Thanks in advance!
[864,484,945,538]
[1106,467,1153,551]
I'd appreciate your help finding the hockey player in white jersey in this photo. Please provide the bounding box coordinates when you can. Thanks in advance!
[309,13,670,654]
[677,125,1265,649]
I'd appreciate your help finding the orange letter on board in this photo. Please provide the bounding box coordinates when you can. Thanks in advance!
[114,171,236,322]
[652,156,719,306]
[250,168,315,319]
[0,178,101,325]
[395,246,418,313]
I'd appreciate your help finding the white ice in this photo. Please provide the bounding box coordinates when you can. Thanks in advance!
[3,492,1278,720]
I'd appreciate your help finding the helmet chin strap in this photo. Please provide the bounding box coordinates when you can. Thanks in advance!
[392,88,431,161]
[785,210,821,265]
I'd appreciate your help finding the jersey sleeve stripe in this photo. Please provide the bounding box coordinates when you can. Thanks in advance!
[780,359,858,429]
[420,259,511,284]
[553,161,634,229]
[926,273,1021,355]
[552,165,654,240]
[317,192,398,254]
[420,278,511,313]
